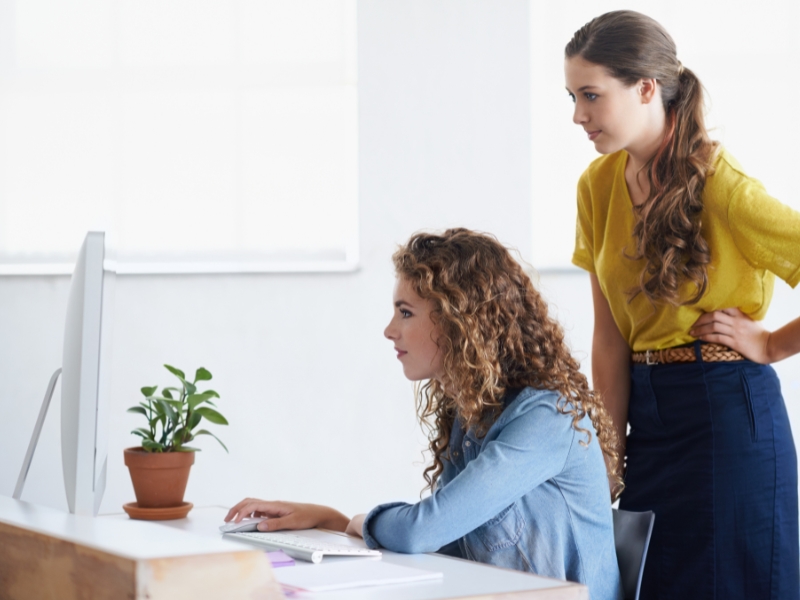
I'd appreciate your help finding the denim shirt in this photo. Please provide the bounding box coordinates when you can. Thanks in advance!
[362,387,623,600]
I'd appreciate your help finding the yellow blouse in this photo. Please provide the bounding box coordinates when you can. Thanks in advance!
[572,148,800,352]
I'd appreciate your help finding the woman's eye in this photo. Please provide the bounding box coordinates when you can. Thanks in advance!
[585,93,597,101]
[567,92,576,103]
[400,309,412,318]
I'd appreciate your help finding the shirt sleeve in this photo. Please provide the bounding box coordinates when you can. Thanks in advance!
[572,172,595,273]
[361,396,577,554]
[728,180,800,288]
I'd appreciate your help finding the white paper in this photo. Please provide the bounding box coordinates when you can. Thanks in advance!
[275,560,443,592]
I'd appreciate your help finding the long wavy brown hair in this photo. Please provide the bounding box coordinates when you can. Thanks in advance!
[393,229,623,500]
[566,10,718,306]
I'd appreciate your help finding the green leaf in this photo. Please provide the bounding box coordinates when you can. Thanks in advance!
[194,367,212,383]
[142,440,164,452]
[127,406,148,416]
[164,364,186,379]
[140,385,158,398]
[184,380,197,395]
[155,398,178,426]
[195,407,229,425]
[194,429,229,453]
[175,446,200,452]
[188,411,202,430]
[204,390,220,399]
[149,414,165,430]
[186,412,203,430]
[187,392,214,410]
[172,427,192,445]
[162,388,173,400]
[162,399,183,412]
[131,430,147,439]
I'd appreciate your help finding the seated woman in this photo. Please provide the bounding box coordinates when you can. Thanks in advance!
[226,228,623,600]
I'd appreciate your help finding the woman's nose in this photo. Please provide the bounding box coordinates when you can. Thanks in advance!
[572,102,586,125]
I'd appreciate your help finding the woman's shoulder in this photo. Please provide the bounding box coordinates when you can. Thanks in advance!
[706,147,761,195]
[496,387,569,427]
[704,147,771,216]
[579,151,625,186]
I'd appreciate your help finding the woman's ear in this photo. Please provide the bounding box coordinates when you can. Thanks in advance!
[638,77,659,104]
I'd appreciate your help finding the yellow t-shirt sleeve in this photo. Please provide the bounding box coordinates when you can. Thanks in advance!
[728,180,800,288]
[572,172,595,273]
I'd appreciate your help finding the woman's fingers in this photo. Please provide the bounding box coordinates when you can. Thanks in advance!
[225,499,289,522]
[689,308,772,364]
[691,322,734,338]
[258,515,297,531]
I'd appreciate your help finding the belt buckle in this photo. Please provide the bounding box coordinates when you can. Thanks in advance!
[645,350,657,365]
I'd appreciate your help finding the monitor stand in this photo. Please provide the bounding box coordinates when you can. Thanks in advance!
[13,368,63,500]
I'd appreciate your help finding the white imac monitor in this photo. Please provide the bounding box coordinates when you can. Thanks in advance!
[13,231,115,516]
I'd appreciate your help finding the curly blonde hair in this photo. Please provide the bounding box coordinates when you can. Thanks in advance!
[393,228,623,500]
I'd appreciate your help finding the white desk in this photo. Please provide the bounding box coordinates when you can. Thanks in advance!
[104,506,589,600]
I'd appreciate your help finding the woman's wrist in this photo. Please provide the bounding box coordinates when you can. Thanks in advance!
[345,513,367,539]
[313,505,351,532]
[765,317,800,364]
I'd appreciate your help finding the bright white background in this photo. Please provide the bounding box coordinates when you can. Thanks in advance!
[1,0,799,523]
[0,0,358,272]
[0,0,531,516]
[531,0,800,268]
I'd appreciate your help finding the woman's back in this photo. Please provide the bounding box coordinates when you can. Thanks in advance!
[439,387,621,600]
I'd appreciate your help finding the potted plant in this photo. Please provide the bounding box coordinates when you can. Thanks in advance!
[123,364,228,519]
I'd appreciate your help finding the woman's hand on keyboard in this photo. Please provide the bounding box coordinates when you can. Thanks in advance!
[224,499,351,532]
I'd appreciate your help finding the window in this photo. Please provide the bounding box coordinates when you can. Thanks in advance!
[0,0,358,274]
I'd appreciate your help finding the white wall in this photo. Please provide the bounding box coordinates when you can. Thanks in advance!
[0,0,531,518]
[3,0,799,524]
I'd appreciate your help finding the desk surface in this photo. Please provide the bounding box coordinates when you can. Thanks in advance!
[104,505,588,600]
[0,496,250,560]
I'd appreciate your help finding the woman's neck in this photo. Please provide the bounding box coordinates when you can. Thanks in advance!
[624,109,668,206]
[625,117,667,174]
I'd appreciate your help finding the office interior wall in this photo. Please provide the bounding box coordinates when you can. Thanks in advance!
[2,0,799,521]
[0,0,531,517]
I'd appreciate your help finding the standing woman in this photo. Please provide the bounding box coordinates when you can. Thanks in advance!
[565,10,800,600]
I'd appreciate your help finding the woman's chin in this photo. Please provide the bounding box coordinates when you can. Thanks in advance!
[402,367,434,382]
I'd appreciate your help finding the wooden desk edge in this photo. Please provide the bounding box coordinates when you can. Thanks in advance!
[0,519,283,600]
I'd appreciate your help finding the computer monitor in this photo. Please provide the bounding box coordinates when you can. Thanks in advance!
[13,231,115,516]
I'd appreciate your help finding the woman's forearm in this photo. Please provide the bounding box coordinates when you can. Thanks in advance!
[768,315,800,363]
[315,505,352,532]
[592,336,631,468]
[589,274,631,481]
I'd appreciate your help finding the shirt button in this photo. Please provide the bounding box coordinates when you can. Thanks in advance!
[453,451,459,456]
[465,441,471,447]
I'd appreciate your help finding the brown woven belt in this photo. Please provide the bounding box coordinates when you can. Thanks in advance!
[631,343,744,365]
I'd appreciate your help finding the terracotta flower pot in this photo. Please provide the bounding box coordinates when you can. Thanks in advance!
[124,447,195,508]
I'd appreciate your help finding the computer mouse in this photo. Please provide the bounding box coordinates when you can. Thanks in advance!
[219,517,268,533]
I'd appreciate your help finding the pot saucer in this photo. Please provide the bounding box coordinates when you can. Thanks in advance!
[123,501,193,521]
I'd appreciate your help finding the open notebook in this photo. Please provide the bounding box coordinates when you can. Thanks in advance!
[274,560,443,592]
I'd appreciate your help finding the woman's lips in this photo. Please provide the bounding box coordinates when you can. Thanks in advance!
[395,348,407,359]
[587,130,601,141]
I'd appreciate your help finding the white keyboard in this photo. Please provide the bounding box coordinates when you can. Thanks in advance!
[224,531,382,564]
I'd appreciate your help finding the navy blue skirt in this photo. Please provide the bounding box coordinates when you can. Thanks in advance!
[620,344,799,600]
